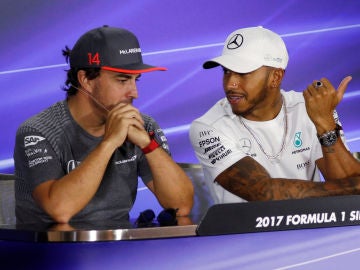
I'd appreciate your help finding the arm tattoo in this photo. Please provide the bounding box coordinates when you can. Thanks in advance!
[215,156,360,201]
[323,146,335,154]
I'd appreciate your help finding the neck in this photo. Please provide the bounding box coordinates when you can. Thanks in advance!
[241,93,283,121]
[239,94,288,160]
[67,96,106,137]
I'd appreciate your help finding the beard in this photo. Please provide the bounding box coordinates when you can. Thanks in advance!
[91,84,133,112]
[230,69,273,118]
[231,86,270,118]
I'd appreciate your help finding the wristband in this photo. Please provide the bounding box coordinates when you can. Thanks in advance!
[141,138,160,154]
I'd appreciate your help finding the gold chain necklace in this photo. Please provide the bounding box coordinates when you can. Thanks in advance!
[239,95,288,160]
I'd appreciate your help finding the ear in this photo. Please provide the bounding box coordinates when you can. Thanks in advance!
[77,70,93,92]
[270,68,285,88]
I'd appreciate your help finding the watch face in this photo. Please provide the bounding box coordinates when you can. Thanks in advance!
[320,130,338,147]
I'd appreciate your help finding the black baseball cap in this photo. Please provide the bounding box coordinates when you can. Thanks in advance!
[69,26,167,73]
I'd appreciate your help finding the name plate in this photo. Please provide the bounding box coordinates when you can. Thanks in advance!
[196,195,360,236]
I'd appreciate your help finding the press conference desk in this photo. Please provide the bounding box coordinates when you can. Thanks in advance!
[2,196,360,270]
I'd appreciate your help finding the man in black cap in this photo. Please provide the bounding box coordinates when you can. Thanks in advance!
[14,26,194,224]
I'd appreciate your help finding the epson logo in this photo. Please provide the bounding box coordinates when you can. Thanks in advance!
[24,136,46,147]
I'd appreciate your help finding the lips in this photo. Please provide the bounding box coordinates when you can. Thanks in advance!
[227,94,245,104]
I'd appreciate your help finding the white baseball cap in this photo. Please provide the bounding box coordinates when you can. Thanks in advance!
[203,26,289,73]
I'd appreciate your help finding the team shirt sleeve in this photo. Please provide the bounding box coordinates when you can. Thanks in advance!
[14,126,64,192]
[189,120,247,182]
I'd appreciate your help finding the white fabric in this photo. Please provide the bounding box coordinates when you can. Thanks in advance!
[189,90,347,204]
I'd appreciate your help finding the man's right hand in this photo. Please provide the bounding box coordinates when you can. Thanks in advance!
[103,103,146,149]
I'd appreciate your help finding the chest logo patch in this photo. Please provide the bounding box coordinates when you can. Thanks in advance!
[293,132,302,148]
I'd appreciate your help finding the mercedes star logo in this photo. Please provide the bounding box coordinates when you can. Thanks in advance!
[227,34,244,50]
[239,138,252,155]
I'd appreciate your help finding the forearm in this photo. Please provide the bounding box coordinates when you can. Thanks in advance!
[222,175,360,201]
[145,148,194,216]
[318,140,360,180]
[216,157,360,201]
[34,140,116,223]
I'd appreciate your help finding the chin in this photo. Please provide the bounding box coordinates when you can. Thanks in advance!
[229,104,241,114]
[232,107,250,117]
[231,108,242,116]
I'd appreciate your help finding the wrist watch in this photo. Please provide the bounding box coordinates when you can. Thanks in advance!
[317,125,341,147]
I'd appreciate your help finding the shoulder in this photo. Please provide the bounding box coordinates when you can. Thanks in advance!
[281,90,306,110]
[282,90,304,103]
[16,101,69,137]
[141,113,162,133]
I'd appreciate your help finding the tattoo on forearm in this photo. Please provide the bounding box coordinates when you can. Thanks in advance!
[323,146,335,153]
[215,157,360,201]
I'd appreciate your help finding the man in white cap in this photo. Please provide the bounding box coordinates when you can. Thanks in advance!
[190,26,360,204]
[14,26,194,224]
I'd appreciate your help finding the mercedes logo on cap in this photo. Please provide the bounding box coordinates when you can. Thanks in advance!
[227,34,243,50]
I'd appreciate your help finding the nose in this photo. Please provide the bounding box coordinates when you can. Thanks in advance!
[127,78,139,99]
[224,73,239,89]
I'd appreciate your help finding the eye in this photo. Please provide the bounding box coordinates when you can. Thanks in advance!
[117,77,130,84]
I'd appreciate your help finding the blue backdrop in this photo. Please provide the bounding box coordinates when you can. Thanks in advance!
[1,0,360,215]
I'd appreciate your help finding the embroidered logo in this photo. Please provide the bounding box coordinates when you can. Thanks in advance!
[293,132,302,148]
[115,155,137,165]
[239,138,252,155]
[88,52,100,65]
[227,34,244,49]
[24,135,46,147]
[119,48,141,55]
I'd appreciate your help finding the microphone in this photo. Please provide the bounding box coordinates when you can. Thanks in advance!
[135,208,178,227]
[71,84,110,112]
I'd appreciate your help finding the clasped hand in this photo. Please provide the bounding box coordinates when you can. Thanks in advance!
[103,103,150,149]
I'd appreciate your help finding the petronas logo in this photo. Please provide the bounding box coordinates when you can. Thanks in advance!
[293,132,302,148]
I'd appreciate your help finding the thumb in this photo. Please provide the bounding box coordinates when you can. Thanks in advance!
[337,76,352,101]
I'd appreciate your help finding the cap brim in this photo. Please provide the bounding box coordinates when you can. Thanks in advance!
[102,63,167,74]
[203,55,262,73]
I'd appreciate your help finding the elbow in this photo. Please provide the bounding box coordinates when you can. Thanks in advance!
[176,187,195,216]
[44,204,74,224]
[177,198,194,216]
[51,213,72,224]
[161,187,194,216]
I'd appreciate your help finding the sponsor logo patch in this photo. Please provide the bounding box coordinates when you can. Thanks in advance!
[293,132,303,148]
[24,135,46,147]
[28,156,53,168]
[119,48,141,55]
[199,136,220,148]
[115,155,137,165]
[296,160,311,170]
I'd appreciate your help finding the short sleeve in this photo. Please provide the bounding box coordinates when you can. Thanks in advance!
[14,126,64,192]
[189,120,246,181]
